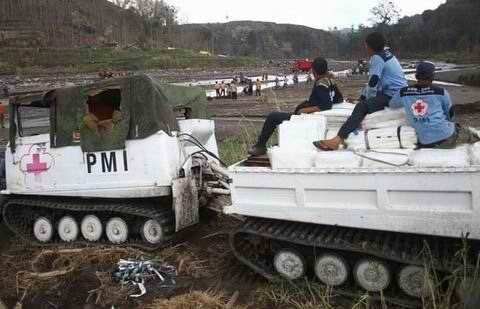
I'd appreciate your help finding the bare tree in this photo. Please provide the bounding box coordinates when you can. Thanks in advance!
[113,0,133,9]
[370,0,401,26]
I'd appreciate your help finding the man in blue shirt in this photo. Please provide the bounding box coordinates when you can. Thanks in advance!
[390,62,477,148]
[314,32,408,150]
[248,57,343,156]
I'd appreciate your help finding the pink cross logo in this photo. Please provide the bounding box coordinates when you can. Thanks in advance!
[26,154,48,175]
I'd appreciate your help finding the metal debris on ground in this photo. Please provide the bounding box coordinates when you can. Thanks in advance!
[112,259,176,298]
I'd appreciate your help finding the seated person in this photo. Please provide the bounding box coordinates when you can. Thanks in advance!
[314,32,408,150]
[83,89,123,134]
[248,57,343,156]
[390,62,478,148]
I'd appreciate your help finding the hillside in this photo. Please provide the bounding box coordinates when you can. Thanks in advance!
[0,0,143,47]
[388,0,480,60]
[0,0,479,62]
[176,21,339,58]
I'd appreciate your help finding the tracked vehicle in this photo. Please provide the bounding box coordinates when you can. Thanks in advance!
[0,75,229,250]
[225,152,480,307]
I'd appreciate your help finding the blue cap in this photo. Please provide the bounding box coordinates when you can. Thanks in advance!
[416,61,435,80]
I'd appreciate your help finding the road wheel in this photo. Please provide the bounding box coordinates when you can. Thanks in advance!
[106,217,128,244]
[398,265,428,298]
[140,219,165,245]
[81,215,103,242]
[354,259,391,292]
[314,253,349,286]
[33,216,53,243]
[57,216,79,242]
[273,249,306,280]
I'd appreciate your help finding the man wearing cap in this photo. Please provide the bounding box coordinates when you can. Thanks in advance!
[248,57,343,156]
[389,61,478,148]
[314,32,408,150]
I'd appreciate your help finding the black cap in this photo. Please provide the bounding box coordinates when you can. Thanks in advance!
[416,61,435,80]
[365,32,386,52]
[312,57,328,75]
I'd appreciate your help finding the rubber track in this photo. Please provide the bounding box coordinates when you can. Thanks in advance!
[2,196,176,251]
[229,218,477,308]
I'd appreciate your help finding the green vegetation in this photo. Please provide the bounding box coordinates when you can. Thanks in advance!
[0,47,259,75]
[218,120,278,166]
[459,72,480,87]
[219,124,259,166]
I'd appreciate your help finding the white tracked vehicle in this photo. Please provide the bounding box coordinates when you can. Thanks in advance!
[225,115,480,307]
[0,75,230,250]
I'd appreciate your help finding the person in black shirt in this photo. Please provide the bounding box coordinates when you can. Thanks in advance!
[248,57,343,156]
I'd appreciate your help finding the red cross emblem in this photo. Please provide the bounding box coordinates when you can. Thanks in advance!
[26,154,48,175]
[411,99,428,117]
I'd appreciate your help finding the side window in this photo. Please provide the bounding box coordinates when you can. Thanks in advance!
[83,89,122,134]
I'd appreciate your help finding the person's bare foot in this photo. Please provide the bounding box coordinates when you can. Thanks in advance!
[313,136,344,151]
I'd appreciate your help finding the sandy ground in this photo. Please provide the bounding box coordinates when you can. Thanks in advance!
[0,70,480,308]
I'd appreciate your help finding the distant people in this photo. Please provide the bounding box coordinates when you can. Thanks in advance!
[314,32,408,150]
[390,62,479,148]
[220,81,226,97]
[255,79,262,96]
[214,81,221,98]
[293,72,299,87]
[230,82,238,100]
[274,77,280,89]
[248,80,254,95]
[248,57,343,156]
[283,76,289,88]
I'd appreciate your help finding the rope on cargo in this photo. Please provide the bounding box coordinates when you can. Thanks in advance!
[352,150,410,167]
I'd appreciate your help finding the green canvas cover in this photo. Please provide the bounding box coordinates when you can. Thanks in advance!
[51,74,208,152]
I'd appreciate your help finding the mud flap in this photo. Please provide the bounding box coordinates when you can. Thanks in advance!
[172,177,199,232]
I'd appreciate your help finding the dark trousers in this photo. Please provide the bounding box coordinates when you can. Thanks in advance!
[338,94,391,139]
[257,111,292,146]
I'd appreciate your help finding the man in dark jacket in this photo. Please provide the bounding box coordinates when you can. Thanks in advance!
[248,57,343,156]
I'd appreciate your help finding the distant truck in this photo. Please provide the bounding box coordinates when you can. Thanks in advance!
[291,59,313,73]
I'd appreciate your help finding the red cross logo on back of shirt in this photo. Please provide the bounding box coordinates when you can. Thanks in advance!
[411,99,428,117]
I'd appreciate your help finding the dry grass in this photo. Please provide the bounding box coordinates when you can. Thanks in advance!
[1,246,144,306]
[144,290,247,309]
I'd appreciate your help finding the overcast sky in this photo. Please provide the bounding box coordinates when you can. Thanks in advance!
[172,0,446,30]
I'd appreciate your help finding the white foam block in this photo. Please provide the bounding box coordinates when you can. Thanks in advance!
[345,131,366,150]
[314,150,362,168]
[360,149,412,168]
[279,117,327,150]
[367,126,417,150]
[363,107,406,128]
[408,146,470,168]
[471,142,480,165]
[268,146,315,169]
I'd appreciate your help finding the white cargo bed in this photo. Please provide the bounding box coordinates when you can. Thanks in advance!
[225,163,480,240]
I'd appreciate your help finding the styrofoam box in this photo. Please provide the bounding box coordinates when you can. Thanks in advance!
[360,149,412,168]
[408,145,470,168]
[314,150,362,168]
[346,131,366,150]
[471,142,480,165]
[367,126,417,150]
[363,118,409,130]
[279,118,327,150]
[268,146,315,169]
[363,107,406,128]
